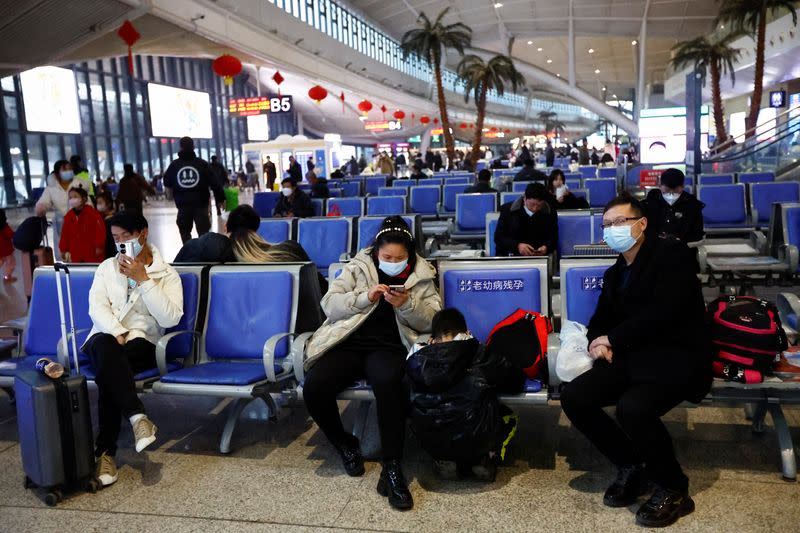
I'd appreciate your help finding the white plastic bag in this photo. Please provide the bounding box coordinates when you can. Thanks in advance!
[556,320,593,382]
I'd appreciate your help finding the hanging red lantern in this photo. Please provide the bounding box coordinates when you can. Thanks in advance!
[420,115,431,124]
[517,129,524,134]
[411,113,415,125]
[393,110,405,121]
[308,85,328,104]
[489,126,498,132]
[433,117,440,125]
[380,104,387,119]
[504,128,511,133]
[339,91,345,114]
[213,54,242,86]
[357,99,373,116]
[272,70,285,96]
[459,123,467,129]
[117,20,140,75]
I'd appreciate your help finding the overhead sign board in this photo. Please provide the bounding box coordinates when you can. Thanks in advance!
[770,90,787,108]
[228,95,293,117]
[364,120,402,132]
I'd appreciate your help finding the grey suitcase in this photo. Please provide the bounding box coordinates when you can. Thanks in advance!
[15,371,99,505]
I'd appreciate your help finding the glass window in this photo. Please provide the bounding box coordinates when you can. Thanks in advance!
[124,137,137,168]
[149,137,161,176]
[80,103,91,134]
[9,133,24,177]
[111,138,125,177]
[26,134,46,187]
[3,95,19,129]
[120,88,132,136]
[46,135,63,171]
[1,76,14,92]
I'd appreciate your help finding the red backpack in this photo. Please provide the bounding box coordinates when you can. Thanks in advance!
[486,309,553,379]
[708,296,788,384]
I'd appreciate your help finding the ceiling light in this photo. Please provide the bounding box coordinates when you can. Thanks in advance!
[720,25,725,29]
[588,48,595,54]
[602,86,607,91]
[494,2,503,7]
[594,69,601,74]
[527,40,533,45]
[612,94,618,98]
[631,40,638,45]
[556,73,561,77]
[537,47,543,52]
[547,59,553,63]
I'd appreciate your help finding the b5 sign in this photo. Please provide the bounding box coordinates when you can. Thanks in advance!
[640,169,664,187]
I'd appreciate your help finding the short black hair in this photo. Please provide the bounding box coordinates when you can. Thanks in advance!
[432,308,468,339]
[227,204,261,234]
[525,182,548,200]
[660,168,685,189]
[523,158,534,167]
[281,176,295,185]
[547,169,565,193]
[108,211,148,233]
[371,216,416,269]
[179,136,194,152]
[68,187,88,200]
[603,192,643,217]
[96,191,113,207]
[477,169,491,182]
[53,159,68,174]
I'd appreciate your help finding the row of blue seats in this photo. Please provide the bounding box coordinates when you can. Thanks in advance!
[697,171,776,185]
[497,165,617,180]
[697,182,800,232]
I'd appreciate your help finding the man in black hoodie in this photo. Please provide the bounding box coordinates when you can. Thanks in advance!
[642,168,705,243]
[164,137,225,243]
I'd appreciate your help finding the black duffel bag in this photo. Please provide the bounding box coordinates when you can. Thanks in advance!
[12,216,48,252]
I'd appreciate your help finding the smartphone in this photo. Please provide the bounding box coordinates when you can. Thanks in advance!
[388,285,406,293]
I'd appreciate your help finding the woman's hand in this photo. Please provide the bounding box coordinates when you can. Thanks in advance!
[384,288,409,308]
[368,284,389,302]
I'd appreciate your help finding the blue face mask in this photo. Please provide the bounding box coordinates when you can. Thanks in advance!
[379,258,408,277]
[115,236,143,259]
[603,221,641,253]
[59,170,74,181]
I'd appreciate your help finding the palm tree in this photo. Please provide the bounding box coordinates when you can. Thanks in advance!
[715,0,797,137]
[401,8,472,166]
[538,111,566,137]
[670,33,743,145]
[457,54,525,167]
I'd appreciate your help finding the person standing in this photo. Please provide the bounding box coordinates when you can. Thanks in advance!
[95,191,118,260]
[163,137,225,244]
[262,156,277,191]
[578,140,591,165]
[0,209,16,282]
[69,155,95,200]
[35,160,81,259]
[59,187,106,263]
[287,155,303,184]
[560,194,710,528]
[544,141,555,168]
[517,140,532,167]
[210,156,229,214]
[116,164,154,214]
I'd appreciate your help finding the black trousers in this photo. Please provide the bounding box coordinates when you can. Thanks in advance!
[176,206,211,244]
[560,360,689,492]
[84,333,156,457]
[303,343,407,460]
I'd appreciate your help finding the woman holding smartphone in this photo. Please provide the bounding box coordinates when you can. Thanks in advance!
[302,216,442,511]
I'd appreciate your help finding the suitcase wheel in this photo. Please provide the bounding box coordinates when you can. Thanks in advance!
[44,490,62,506]
[87,478,100,493]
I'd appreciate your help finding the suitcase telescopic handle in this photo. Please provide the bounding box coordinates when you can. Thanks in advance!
[54,262,70,274]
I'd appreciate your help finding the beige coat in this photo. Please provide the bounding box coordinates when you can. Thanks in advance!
[304,249,442,370]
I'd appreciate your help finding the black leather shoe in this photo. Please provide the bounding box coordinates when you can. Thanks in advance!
[336,437,365,477]
[635,488,695,528]
[377,460,413,510]
[603,465,648,507]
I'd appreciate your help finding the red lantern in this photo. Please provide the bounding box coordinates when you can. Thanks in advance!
[213,54,242,86]
[459,123,467,129]
[393,110,405,121]
[357,99,373,116]
[504,128,511,133]
[517,129,523,134]
[339,91,345,114]
[308,85,328,104]
[490,126,498,132]
[433,117,440,124]
[420,115,431,124]
[411,113,415,125]
[272,71,285,96]
[380,104,387,119]
[117,20,140,75]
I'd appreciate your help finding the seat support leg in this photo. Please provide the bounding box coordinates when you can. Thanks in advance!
[351,400,371,443]
[751,402,768,433]
[766,403,797,481]
[219,398,250,454]
[1,386,14,404]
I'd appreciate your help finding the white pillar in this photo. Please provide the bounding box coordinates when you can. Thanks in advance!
[568,0,576,87]
[635,0,651,123]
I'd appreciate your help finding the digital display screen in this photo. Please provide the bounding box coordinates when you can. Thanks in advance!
[20,66,81,134]
[770,90,786,108]
[639,107,709,164]
[148,83,212,139]
[228,96,293,117]
[246,114,270,141]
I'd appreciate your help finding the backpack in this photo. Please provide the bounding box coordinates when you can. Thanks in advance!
[708,296,788,384]
[486,309,553,379]
[12,216,48,252]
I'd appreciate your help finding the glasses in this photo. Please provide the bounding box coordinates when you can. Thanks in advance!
[601,216,641,229]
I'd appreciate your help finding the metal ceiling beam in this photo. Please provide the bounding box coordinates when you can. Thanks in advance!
[635,0,651,121]
[568,0,576,86]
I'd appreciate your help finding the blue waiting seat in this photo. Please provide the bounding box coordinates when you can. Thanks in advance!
[572,188,590,205]
[340,181,361,197]
[297,217,353,276]
[578,166,597,179]
[485,212,500,256]
[698,184,753,233]
[253,192,281,218]
[257,218,293,244]
[364,176,386,196]
[699,174,734,185]
[512,181,534,193]
[564,173,582,182]
[445,176,473,185]
[500,191,521,206]
[738,172,775,184]
[328,188,342,197]
[367,196,406,216]
[327,197,364,217]
[452,193,498,242]
[597,167,616,178]
[392,179,415,189]
[418,178,444,186]
[779,203,800,274]
[556,210,595,257]
[559,259,615,326]
[565,178,582,189]
[441,183,469,216]
[749,182,800,226]
[152,263,324,453]
[583,178,617,208]
[310,198,325,217]
[378,187,407,197]
[356,215,420,251]
[409,185,441,217]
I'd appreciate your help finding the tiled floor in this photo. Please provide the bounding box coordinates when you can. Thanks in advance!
[1,194,799,531]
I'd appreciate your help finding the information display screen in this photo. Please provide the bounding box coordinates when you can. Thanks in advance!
[148,83,212,139]
[228,96,293,117]
[639,106,708,164]
[20,66,81,134]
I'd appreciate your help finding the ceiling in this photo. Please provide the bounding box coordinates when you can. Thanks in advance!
[346,0,722,97]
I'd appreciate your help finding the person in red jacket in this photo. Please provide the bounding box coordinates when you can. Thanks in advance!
[0,209,15,282]
[60,187,106,263]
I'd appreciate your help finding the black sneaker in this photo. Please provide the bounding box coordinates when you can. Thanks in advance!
[377,460,413,510]
[635,488,695,528]
[335,436,365,477]
[603,464,648,507]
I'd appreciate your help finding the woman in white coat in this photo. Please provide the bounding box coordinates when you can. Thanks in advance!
[303,216,442,510]
[34,160,82,259]
[83,211,183,487]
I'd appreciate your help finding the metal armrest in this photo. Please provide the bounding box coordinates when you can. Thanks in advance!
[547,333,561,389]
[778,244,799,272]
[155,330,201,376]
[57,328,90,370]
[424,236,440,256]
[291,331,314,383]
[777,292,800,333]
[0,317,26,332]
[263,332,295,382]
[697,246,709,272]
[751,208,759,228]
[750,231,767,254]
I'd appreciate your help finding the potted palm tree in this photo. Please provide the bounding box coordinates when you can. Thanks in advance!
[670,33,743,146]
[401,8,472,168]
[538,111,566,137]
[456,54,525,168]
[715,0,797,137]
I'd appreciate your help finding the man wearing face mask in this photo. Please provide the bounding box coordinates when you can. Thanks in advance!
[494,182,558,257]
[642,168,704,243]
[82,211,183,487]
[273,177,314,218]
[560,194,710,528]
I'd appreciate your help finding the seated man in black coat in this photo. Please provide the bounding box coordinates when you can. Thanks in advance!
[465,169,498,194]
[513,159,548,182]
[274,177,314,218]
[494,183,557,257]
[642,168,705,243]
[560,194,711,528]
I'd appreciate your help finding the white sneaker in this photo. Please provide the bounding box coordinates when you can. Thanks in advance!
[95,453,118,486]
[133,416,157,453]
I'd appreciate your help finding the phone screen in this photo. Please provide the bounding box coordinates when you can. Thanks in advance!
[388,285,406,293]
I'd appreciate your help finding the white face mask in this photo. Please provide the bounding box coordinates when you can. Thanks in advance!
[379,258,408,277]
[556,185,568,199]
[68,198,82,209]
[663,192,680,206]
[281,187,293,197]
[97,204,108,213]
[524,205,535,217]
